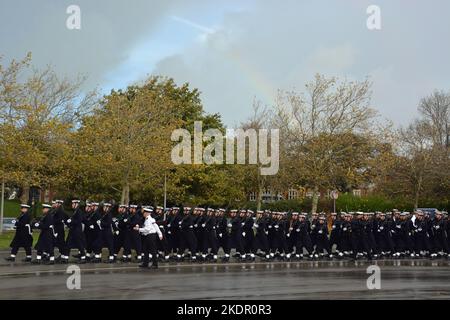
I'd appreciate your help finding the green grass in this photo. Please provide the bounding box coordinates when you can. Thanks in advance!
[0,231,15,249]
[1,199,20,217]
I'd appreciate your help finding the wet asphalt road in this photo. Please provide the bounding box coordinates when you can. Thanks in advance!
[1,252,450,299]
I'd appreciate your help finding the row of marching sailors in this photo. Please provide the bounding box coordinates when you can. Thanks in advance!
[6,202,450,264]
[328,209,450,260]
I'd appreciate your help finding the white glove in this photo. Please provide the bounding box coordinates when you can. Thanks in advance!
[227,223,232,228]
[287,234,290,238]
[194,224,198,228]
[318,230,323,234]
[332,225,336,229]
[202,224,206,227]
[343,227,347,231]
[124,219,128,223]
[242,232,246,237]
[168,231,171,234]
[219,233,223,238]
[265,231,269,235]
[167,224,171,227]
[380,226,384,230]
[34,223,39,227]
[253,224,259,228]
[189,225,193,229]
[241,222,245,226]
[12,220,16,224]
[115,231,120,235]
[296,229,300,232]
[274,225,279,229]
[67,219,72,224]
[89,225,94,229]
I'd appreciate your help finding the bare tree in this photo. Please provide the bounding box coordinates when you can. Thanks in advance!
[274,74,378,213]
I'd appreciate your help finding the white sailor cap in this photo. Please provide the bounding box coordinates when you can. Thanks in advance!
[51,201,56,205]
[330,212,337,216]
[300,213,307,218]
[103,203,112,207]
[129,205,137,209]
[247,210,254,214]
[319,215,327,220]
[256,211,264,214]
[55,200,64,204]
[119,204,127,208]
[291,212,299,216]
[184,207,192,211]
[156,206,164,210]
[72,200,81,204]
[92,202,100,206]
[42,204,52,209]
[356,211,364,215]
[143,207,153,213]
[20,204,30,208]
[172,207,180,210]
[230,209,238,213]
[400,212,409,216]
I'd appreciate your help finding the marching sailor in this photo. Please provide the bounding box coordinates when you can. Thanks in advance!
[136,207,163,269]
[5,204,33,262]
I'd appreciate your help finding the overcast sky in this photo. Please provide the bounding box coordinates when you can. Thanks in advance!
[1,0,449,127]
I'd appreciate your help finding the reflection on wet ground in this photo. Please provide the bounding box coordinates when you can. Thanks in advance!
[1,256,449,299]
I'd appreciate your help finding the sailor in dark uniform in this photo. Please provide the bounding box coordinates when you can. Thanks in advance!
[329,212,342,258]
[154,206,170,262]
[253,210,270,260]
[32,204,55,264]
[430,211,449,259]
[52,200,69,263]
[5,204,33,262]
[287,212,300,259]
[123,204,144,262]
[373,212,394,258]
[297,213,314,259]
[242,210,256,261]
[201,208,218,262]
[411,210,431,258]
[93,203,115,263]
[315,215,331,259]
[179,207,198,261]
[66,200,87,263]
[228,209,244,260]
[215,209,231,261]
[83,202,98,261]
[112,204,127,261]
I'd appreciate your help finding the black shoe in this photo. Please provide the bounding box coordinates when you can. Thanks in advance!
[139,263,149,268]
[22,257,32,262]
[108,259,115,264]
[44,260,55,265]
[31,260,41,264]
[78,259,87,264]
[72,254,81,259]
[150,264,158,269]
[92,258,101,263]
[60,259,69,264]
[5,257,15,262]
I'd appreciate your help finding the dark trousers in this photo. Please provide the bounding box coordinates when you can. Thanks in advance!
[11,246,32,256]
[142,234,158,266]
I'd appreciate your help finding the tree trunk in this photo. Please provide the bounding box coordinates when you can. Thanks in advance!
[121,181,130,205]
[414,176,423,210]
[20,184,29,204]
[256,183,263,211]
[311,186,319,214]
